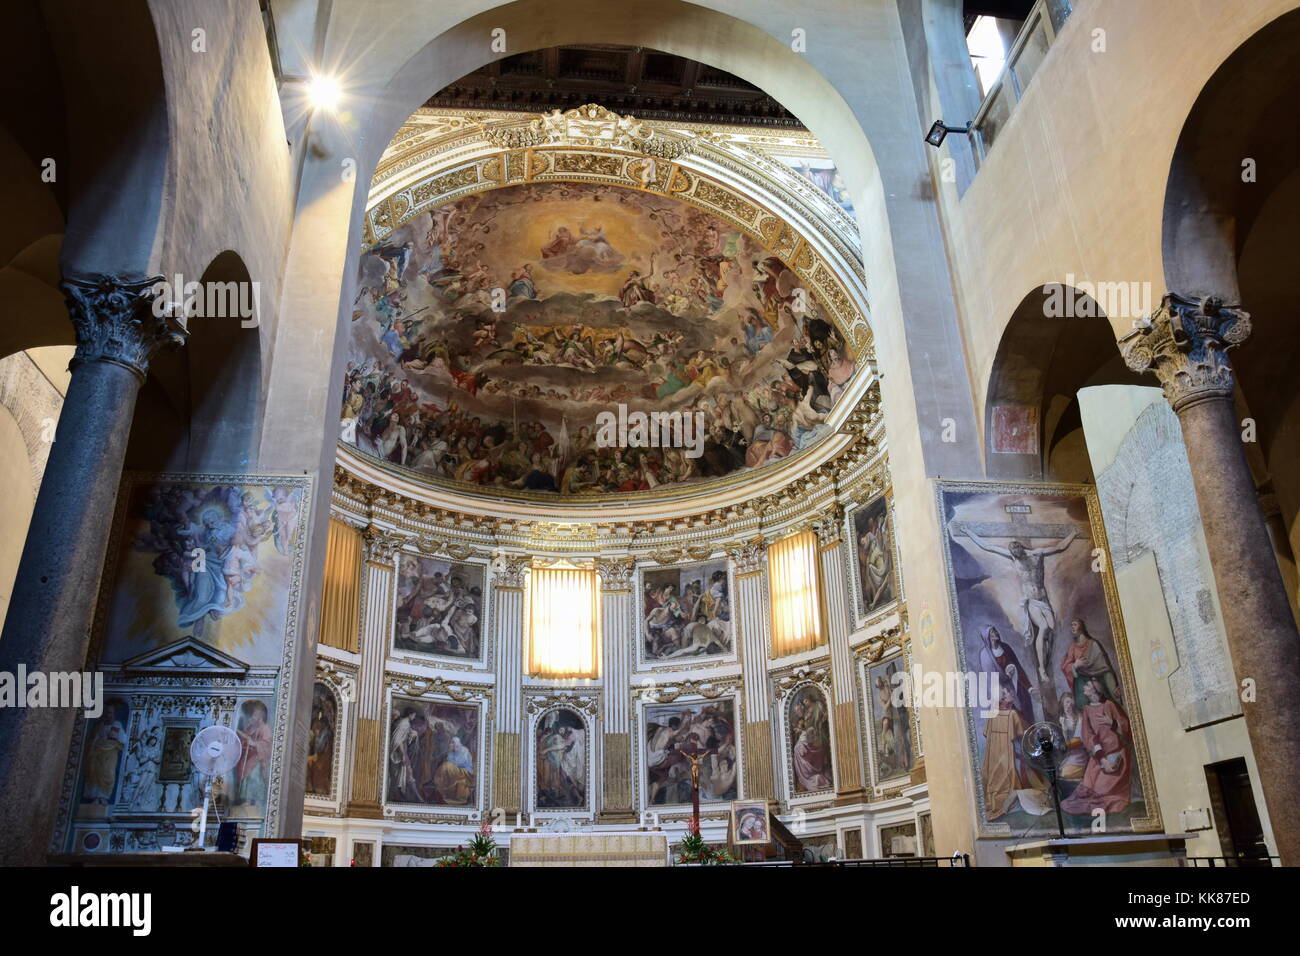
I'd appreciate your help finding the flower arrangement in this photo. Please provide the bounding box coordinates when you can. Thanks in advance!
[675,821,739,865]
[435,821,501,867]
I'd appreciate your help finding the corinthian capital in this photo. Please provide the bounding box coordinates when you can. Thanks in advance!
[361,524,406,565]
[595,557,636,591]
[726,536,767,575]
[1118,292,1251,411]
[62,274,188,381]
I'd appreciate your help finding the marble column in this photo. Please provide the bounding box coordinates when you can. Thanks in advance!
[490,554,526,814]
[597,557,636,821]
[0,274,185,865]
[1120,292,1300,865]
[814,511,866,803]
[345,525,402,819]
[730,538,777,800]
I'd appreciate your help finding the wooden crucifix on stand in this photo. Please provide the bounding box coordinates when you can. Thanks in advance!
[680,745,713,835]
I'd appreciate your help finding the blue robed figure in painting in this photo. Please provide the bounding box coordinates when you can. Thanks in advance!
[175,507,236,633]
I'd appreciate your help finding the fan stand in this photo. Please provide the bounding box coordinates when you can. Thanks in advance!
[1043,756,1066,840]
[184,776,215,852]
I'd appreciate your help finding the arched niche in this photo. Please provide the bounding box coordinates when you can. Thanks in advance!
[123,251,264,472]
[984,285,1144,482]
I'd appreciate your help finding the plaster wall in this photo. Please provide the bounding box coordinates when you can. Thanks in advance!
[922,0,1300,449]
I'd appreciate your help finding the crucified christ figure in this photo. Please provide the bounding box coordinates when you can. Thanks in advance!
[957,525,1079,684]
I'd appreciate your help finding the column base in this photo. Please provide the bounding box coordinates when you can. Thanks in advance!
[345,801,384,820]
[598,809,639,825]
[833,787,868,806]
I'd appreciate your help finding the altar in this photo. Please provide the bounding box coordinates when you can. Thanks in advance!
[507,833,669,867]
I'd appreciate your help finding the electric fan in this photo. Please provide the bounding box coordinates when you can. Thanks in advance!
[184,724,243,852]
[1022,720,1068,839]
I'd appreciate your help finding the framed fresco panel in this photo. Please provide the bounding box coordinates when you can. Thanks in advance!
[639,696,740,808]
[531,705,593,813]
[846,493,899,625]
[95,474,310,669]
[392,553,488,664]
[936,480,1160,837]
[782,682,835,797]
[863,648,915,788]
[636,559,736,669]
[305,682,339,799]
[385,695,484,812]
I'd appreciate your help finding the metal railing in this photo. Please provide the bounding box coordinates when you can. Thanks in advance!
[744,854,971,868]
[1181,855,1281,868]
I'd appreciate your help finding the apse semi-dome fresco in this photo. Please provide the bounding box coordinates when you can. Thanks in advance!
[341,181,855,496]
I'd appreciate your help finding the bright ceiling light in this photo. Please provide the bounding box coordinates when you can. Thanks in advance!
[308,74,342,112]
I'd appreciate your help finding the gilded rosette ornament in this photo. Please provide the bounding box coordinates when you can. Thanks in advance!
[1118,292,1252,411]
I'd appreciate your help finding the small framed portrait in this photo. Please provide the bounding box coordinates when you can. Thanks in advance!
[730,800,771,846]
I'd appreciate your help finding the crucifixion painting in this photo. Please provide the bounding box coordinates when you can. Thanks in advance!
[949,505,1084,685]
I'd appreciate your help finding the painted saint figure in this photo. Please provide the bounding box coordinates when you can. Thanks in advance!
[1059,677,1134,816]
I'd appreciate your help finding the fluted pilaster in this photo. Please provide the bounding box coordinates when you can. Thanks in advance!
[491,553,527,813]
[815,513,865,801]
[346,525,402,817]
[730,537,775,800]
[597,558,636,819]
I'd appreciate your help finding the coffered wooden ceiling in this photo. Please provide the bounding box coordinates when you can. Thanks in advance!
[425,44,804,128]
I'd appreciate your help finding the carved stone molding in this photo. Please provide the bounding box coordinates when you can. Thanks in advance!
[1119,292,1252,412]
[853,625,906,664]
[387,674,491,703]
[525,693,600,717]
[62,274,188,381]
[632,677,740,703]
[773,665,832,698]
[483,104,693,160]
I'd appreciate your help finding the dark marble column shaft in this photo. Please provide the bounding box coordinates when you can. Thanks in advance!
[0,275,184,865]
[1121,293,1300,865]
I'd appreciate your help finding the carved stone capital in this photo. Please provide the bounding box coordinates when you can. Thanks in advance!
[490,552,528,589]
[1118,292,1251,412]
[812,506,845,548]
[62,274,188,381]
[726,536,767,575]
[595,557,636,591]
[361,524,405,564]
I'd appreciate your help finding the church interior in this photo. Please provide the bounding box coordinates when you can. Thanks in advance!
[1,0,1298,879]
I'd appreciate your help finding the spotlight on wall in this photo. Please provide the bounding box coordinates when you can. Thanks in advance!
[924,119,971,148]
[307,74,343,112]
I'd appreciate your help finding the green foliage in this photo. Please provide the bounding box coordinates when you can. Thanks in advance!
[435,821,501,867]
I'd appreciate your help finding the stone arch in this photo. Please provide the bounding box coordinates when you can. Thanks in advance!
[328,0,892,372]
[183,251,264,472]
[1160,8,1300,588]
[49,0,172,281]
[0,0,69,359]
[984,284,1145,482]
[1160,7,1300,301]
